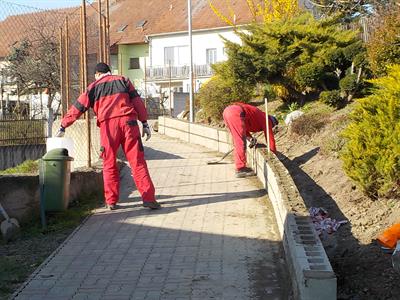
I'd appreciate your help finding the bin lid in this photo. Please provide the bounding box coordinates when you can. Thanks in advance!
[42,148,74,161]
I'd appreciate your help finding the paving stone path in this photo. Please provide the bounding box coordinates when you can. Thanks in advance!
[13,134,289,300]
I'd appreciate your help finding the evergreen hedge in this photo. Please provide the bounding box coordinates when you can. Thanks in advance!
[340,65,400,198]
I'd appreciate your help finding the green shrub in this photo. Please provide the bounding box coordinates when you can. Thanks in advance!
[340,65,400,198]
[342,41,364,65]
[263,84,277,100]
[323,72,340,90]
[288,102,300,112]
[324,48,347,71]
[196,76,240,123]
[214,13,364,104]
[339,74,358,93]
[319,90,344,108]
[294,62,325,91]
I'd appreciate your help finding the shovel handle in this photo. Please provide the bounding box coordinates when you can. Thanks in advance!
[0,203,10,220]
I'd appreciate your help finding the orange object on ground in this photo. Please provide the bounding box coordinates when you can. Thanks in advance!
[377,223,400,249]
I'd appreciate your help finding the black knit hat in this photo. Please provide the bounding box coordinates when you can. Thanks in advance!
[270,115,279,127]
[94,62,111,74]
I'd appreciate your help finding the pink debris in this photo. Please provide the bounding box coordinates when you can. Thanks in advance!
[309,207,348,236]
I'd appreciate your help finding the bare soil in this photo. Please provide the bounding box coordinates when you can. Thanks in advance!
[272,104,400,300]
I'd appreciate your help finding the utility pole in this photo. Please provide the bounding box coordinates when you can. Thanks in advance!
[64,16,70,111]
[105,0,110,64]
[81,0,91,167]
[265,97,270,154]
[188,0,194,122]
[98,0,104,62]
[59,27,65,116]
[169,61,172,117]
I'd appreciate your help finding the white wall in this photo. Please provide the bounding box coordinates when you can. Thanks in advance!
[150,28,242,67]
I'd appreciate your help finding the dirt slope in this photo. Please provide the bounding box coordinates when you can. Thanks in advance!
[272,105,400,300]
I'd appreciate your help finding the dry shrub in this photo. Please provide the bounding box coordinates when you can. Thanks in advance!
[289,112,330,137]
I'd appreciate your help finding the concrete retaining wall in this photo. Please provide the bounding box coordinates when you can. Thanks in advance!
[0,144,46,171]
[158,116,337,300]
[0,168,104,223]
[158,116,231,154]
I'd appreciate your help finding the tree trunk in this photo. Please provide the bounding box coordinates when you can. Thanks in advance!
[348,67,363,102]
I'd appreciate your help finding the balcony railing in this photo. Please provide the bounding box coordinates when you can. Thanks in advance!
[146,64,213,80]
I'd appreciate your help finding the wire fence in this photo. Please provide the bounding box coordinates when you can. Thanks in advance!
[0,0,109,168]
[0,118,46,146]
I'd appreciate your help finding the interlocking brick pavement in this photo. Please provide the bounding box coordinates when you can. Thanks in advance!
[13,134,289,300]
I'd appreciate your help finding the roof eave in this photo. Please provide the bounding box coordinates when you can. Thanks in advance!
[147,24,248,38]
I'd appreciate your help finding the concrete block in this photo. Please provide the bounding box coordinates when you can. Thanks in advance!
[164,127,189,142]
[218,142,231,154]
[217,130,230,144]
[189,123,218,141]
[189,134,218,151]
[164,118,189,132]
[157,117,166,135]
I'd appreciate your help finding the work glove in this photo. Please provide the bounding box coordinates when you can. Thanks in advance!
[142,122,151,141]
[248,136,257,149]
[55,126,65,138]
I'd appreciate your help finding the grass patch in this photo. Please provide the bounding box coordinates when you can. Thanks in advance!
[0,160,39,175]
[0,193,102,299]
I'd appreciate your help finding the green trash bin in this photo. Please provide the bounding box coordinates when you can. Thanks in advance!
[40,148,74,212]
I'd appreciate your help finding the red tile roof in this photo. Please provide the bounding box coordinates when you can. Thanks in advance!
[108,0,255,45]
[0,0,255,58]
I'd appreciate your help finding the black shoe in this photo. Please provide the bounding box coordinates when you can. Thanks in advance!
[106,204,121,210]
[143,201,161,209]
[235,167,255,178]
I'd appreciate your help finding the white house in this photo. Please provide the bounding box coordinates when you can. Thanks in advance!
[107,0,254,115]
[144,27,242,114]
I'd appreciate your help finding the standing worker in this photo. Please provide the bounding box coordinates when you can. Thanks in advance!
[56,62,160,210]
[223,102,278,178]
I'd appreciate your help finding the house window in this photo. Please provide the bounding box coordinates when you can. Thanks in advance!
[164,46,189,66]
[164,47,174,65]
[206,48,217,65]
[129,58,140,69]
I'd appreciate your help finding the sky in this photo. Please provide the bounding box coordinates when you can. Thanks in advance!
[0,0,93,21]
[6,0,86,10]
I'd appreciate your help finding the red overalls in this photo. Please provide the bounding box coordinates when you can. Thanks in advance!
[61,74,155,205]
[223,102,276,170]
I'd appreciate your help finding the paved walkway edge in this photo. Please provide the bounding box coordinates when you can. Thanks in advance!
[11,215,92,299]
[158,116,337,300]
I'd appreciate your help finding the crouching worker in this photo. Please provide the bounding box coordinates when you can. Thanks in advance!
[56,62,160,210]
[223,102,278,178]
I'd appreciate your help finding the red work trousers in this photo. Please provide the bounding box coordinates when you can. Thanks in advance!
[99,115,155,205]
[223,105,247,170]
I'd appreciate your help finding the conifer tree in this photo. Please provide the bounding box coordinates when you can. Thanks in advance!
[341,65,400,198]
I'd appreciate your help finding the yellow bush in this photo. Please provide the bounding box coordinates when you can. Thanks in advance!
[340,65,400,198]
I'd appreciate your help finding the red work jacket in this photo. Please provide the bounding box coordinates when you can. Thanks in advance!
[235,102,277,153]
[61,74,147,128]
